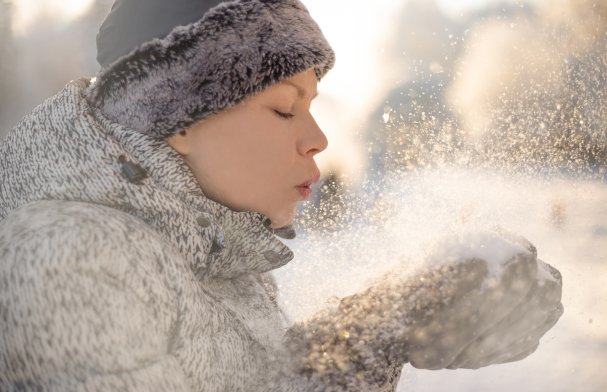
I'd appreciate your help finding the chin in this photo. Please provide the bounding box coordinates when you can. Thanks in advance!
[267,205,297,228]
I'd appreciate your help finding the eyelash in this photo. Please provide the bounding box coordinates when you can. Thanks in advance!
[274,110,295,119]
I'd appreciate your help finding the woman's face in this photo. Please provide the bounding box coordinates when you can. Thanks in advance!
[166,69,327,228]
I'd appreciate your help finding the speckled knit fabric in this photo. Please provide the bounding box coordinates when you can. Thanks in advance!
[0,79,402,391]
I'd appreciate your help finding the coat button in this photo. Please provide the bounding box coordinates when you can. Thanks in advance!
[263,250,281,264]
[197,216,211,228]
[118,155,148,184]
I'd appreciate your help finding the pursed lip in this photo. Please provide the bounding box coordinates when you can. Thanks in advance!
[296,172,321,188]
[295,172,321,200]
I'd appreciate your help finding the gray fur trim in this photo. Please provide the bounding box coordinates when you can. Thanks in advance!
[85,0,336,139]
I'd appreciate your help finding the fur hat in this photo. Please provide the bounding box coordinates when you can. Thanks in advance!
[85,0,335,139]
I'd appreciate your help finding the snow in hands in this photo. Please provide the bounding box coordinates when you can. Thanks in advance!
[286,229,563,382]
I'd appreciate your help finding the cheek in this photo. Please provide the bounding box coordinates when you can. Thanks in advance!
[200,119,298,209]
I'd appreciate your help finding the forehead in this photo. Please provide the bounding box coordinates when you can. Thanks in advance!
[279,73,319,99]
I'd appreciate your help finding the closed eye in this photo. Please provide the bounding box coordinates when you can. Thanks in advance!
[274,110,295,119]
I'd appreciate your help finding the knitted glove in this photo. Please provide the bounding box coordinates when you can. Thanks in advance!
[353,229,563,370]
[285,230,563,389]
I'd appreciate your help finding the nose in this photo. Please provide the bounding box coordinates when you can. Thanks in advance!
[297,112,328,157]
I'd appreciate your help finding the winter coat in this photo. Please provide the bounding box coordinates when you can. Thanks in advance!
[0,78,402,392]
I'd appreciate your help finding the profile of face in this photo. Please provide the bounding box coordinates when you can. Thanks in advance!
[166,69,328,228]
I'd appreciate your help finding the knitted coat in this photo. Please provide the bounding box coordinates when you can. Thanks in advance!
[0,79,402,392]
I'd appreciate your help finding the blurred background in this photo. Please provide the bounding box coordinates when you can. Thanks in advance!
[1,0,606,390]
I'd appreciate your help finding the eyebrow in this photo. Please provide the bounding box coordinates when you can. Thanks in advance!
[282,80,319,99]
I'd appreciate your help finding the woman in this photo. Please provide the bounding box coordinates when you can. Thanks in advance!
[0,0,563,391]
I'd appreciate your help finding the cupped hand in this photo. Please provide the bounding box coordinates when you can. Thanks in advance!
[444,259,563,369]
[405,255,563,370]
[338,231,563,371]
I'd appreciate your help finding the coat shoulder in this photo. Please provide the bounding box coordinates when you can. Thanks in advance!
[0,199,183,275]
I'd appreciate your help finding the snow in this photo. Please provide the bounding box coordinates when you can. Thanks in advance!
[418,230,529,280]
[275,171,607,391]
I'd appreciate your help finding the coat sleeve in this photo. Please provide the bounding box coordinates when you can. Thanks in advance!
[261,273,406,392]
[0,201,191,392]
[268,305,404,392]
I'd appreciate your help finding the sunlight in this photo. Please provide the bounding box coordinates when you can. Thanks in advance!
[302,0,517,177]
[11,0,94,34]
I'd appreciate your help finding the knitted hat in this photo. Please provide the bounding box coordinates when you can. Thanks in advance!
[85,0,335,139]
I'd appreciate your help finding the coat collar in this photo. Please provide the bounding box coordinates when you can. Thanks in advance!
[88,86,295,278]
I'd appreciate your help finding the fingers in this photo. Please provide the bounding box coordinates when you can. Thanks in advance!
[409,253,537,370]
[493,252,539,302]
[446,274,562,369]
[537,259,562,287]
[479,303,563,367]
[490,226,538,258]
[454,302,563,369]
[496,303,564,366]
[498,343,539,364]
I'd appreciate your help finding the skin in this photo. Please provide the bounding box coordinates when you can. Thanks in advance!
[166,69,327,228]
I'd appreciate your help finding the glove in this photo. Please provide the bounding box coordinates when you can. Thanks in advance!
[338,229,563,371]
[283,229,563,390]
[443,259,562,369]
